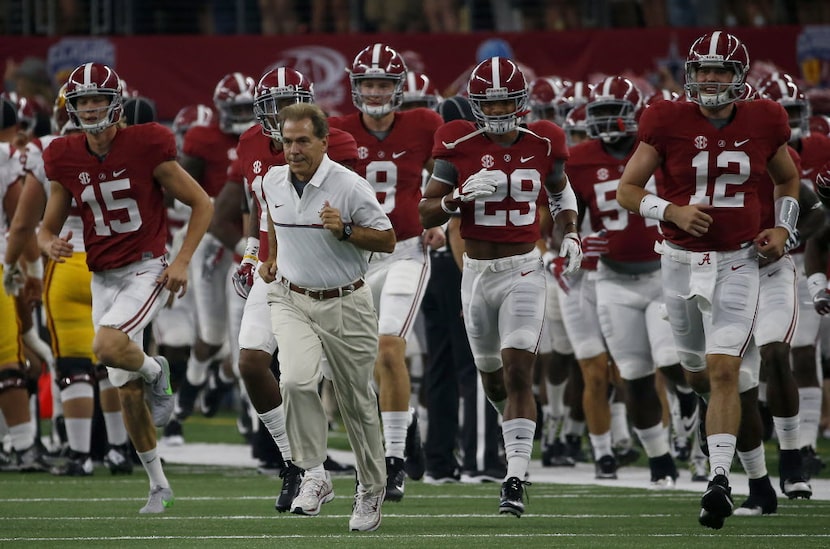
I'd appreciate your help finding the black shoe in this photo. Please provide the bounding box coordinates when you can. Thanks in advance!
[174,377,204,421]
[697,397,709,457]
[648,453,678,489]
[565,434,589,463]
[424,468,461,484]
[800,446,826,479]
[161,418,184,446]
[699,474,733,529]
[103,444,134,475]
[323,455,356,476]
[499,476,530,517]
[384,456,406,502]
[199,365,234,418]
[275,462,304,513]
[404,408,425,481]
[734,476,778,516]
[542,439,575,467]
[595,454,618,480]
[14,444,50,472]
[50,452,93,476]
[614,444,641,467]
[779,448,812,499]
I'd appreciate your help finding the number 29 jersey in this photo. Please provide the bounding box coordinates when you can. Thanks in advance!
[639,99,790,251]
[43,123,176,272]
[432,120,569,243]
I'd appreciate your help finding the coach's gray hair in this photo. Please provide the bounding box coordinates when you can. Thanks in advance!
[278,103,329,139]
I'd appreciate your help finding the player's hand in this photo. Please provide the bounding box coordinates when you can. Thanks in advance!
[453,169,498,202]
[232,260,256,299]
[667,205,713,237]
[2,262,24,296]
[543,251,571,294]
[44,231,74,263]
[422,226,446,250]
[258,259,277,284]
[558,232,583,276]
[158,260,188,298]
[754,227,788,262]
[814,290,830,315]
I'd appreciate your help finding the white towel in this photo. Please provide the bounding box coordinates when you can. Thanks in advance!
[682,252,718,313]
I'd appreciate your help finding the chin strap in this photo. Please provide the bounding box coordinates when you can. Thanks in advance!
[442,123,552,155]
[516,126,552,156]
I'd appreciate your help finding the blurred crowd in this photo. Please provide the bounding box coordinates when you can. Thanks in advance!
[2,0,830,36]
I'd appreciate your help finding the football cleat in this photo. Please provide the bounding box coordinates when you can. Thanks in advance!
[161,419,185,447]
[103,444,134,475]
[139,485,174,514]
[800,446,826,479]
[275,462,304,512]
[323,455,356,476]
[613,443,641,467]
[699,474,733,529]
[499,476,530,517]
[15,444,50,472]
[50,452,93,476]
[385,456,406,502]
[648,453,678,490]
[542,439,576,467]
[779,448,812,499]
[595,454,618,480]
[147,356,174,427]
[404,407,425,481]
[733,476,778,516]
[199,363,234,418]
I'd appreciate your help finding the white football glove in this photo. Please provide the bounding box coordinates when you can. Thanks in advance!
[453,169,498,202]
[3,262,24,296]
[558,233,583,276]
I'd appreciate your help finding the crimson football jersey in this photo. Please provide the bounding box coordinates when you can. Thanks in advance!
[236,125,359,261]
[569,139,660,263]
[43,123,175,271]
[796,132,830,186]
[639,99,790,252]
[432,120,568,243]
[182,124,239,197]
[329,108,443,240]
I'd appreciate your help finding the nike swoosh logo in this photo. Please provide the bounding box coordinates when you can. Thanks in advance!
[803,168,815,176]
[113,168,127,177]
[520,156,535,163]
[273,204,284,209]
[392,151,407,159]
[516,435,532,440]
[767,269,779,277]
[733,139,750,147]
[520,270,533,277]
[731,264,745,271]
[136,271,149,276]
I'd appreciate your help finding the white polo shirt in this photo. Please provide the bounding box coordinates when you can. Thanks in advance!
[262,154,392,289]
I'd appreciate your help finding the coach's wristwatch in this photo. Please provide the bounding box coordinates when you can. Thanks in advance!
[339,224,353,241]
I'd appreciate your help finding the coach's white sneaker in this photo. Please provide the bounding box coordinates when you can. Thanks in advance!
[350,486,384,531]
[291,471,334,515]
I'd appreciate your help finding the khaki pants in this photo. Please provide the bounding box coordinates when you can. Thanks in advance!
[268,281,385,492]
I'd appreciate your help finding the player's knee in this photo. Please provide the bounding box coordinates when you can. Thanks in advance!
[92,329,129,366]
[55,357,96,399]
[677,350,705,373]
[0,367,27,394]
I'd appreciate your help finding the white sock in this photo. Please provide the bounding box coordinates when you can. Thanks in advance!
[64,417,92,454]
[137,447,169,488]
[503,418,535,480]
[381,411,408,459]
[798,387,822,448]
[588,431,613,461]
[707,433,736,480]
[546,380,567,417]
[103,411,129,446]
[773,415,800,450]
[633,422,670,458]
[610,402,631,447]
[9,422,36,451]
[737,444,768,480]
[259,405,292,462]
[185,355,212,386]
[305,464,326,479]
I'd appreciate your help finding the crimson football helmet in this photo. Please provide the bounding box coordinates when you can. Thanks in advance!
[528,76,571,122]
[552,81,592,126]
[585,76,643,143]
[349,43,408,117]
[63,62,123,134]
[467,57,529,134]
[684,31,749,108]
[758,74,811,141]
[401,71,442,110]
[809,114,830,137]
[254,67,315,139]
[563,103,588,146]
[213,72,256,135]
[172,104,215,149]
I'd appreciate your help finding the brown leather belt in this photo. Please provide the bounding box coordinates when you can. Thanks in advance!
[281,277,364,300]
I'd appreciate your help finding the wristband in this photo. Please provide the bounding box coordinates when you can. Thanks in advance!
[441,195,459,214]
[548,177,578,218]
[774,196,799,240]
[26,259,44,279]
[242,237,260,263]
[234,238,247,257]
[639,194,671,221]
[807,272,828,300]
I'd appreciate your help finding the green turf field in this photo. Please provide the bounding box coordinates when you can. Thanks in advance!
[3,412,829,547]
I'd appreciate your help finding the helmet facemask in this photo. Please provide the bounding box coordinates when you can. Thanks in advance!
[254,89,314,140]
[685,61,746,108]
[586,100,638,143]
[351,75,404,118]
[65,90,123,135]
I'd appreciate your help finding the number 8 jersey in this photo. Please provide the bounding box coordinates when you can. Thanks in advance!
[432,119,568,243]
[639,99,790,252]
[43,123,176,271]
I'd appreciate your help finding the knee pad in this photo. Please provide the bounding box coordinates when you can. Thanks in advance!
[55,357,96,390]
[678,350,705,373]
[0,368,27,393]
